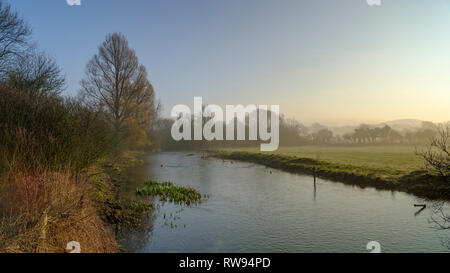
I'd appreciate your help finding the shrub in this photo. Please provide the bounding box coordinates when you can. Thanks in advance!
[0,86,117,173]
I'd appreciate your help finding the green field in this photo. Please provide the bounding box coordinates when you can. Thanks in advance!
[219,145,426,176]
[216,144,431,178]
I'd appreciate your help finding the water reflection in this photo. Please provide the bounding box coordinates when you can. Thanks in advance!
[119,152,449,253]
[118,212,156,252]
[429,202,450,249]
[414,206,426,217]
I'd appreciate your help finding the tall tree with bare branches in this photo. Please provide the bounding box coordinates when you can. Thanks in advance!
[80,33,156,144]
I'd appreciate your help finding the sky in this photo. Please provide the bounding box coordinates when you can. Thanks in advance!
[5,0,450,126]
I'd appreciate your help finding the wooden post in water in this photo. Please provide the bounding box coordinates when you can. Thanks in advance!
[313,167,316,184]
[313,167,317,200]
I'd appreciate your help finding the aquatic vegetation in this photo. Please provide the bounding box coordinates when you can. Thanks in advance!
[136,180,203,205]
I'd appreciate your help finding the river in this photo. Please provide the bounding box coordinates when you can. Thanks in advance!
[119,152,449,253]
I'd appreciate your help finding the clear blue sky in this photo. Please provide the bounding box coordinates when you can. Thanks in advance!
[5,0,450,125]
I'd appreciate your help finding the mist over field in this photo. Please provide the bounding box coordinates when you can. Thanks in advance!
[0,0,448,256]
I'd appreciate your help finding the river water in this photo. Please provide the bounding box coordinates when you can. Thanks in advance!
[119,152,449,253]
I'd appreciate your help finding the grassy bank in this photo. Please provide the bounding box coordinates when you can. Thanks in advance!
[0,166,119,253]
[0,85,120,252]
[0,78,158,252]
[0,150,150,253]
[219,145,425,177]
[211,145,450,200]
[87,151,155,230]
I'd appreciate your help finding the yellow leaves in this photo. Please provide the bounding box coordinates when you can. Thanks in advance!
[123,118,151,148]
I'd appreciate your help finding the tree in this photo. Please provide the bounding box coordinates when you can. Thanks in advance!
[0,2,31,73]
[80,33,156,144]
[416,125,449,180]
[354,124,370,143]
[368,127,380,143]
[379,125,392,142]
[5,49,65,97]
[279,116,309,145]
[313,128,333,144]
[418,125,450,250]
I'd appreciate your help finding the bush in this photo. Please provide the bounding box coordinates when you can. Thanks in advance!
[0,86,117,173]
[0,86,120,252]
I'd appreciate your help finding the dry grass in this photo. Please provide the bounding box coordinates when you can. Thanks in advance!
[0,164,118,253]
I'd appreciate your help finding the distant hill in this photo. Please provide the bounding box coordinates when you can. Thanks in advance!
[377,119,429,132]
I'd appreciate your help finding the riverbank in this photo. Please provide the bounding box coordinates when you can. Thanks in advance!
[0,150,150,253]
[87,151,156,244]
[0,166,119,253]
[210,150,450,201]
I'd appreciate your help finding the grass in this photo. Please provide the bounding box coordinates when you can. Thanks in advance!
[87,151,153,229]
[136,180,203,205]
[218,145,425,178]
[0,167,118,253]
[0,150,148,253]
[212,144,450,200]
[0,86,119,252]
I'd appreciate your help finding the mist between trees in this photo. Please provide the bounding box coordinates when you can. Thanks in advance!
[155,114,449,151]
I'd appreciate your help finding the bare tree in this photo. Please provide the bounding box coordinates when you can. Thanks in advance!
[0,2,31,73]
[80,33,155,137]
[416,125,450,181]
[413,127,450,250]
[5,49,65,97]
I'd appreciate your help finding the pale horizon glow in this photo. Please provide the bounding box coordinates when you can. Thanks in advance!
[5,0,450,126]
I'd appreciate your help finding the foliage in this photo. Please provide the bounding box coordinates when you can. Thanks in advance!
[136,180,203,205]
[0,86,117,173]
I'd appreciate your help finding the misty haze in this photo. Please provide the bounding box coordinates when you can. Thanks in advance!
[0,0,448,260]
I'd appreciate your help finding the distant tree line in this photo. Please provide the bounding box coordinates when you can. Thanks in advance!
[152,111,447,150]
[342,122,440,144]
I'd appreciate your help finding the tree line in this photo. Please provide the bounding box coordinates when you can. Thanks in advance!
[155,113,447,150]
